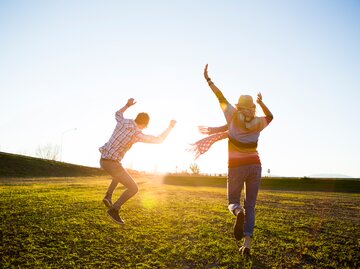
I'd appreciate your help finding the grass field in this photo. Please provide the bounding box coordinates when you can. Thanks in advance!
[1,175,359,268]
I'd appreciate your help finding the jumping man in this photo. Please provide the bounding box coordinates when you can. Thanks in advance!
[99,98,176,225]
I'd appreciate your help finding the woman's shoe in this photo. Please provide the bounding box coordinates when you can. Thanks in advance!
[233,210,244,240]
[239,246,250,256]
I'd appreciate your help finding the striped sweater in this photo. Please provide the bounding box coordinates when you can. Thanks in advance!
[190,91,272,168]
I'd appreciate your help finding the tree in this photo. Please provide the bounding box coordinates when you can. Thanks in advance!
[35,143,60,161]
[189,163,200,175]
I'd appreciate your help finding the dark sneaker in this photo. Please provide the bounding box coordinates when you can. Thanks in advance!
[107,208,124,225]
[234,210,244,240]
[239,246,251,256]
[102,197,112,208]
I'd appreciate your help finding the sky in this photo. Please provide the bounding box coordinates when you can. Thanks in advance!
[1,0,360,177]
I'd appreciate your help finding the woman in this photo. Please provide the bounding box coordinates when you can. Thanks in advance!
[191,64,273,255]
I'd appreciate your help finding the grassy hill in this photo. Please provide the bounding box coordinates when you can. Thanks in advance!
[1,151,359,193]
[163,175,360,193]
[0,151,107,178]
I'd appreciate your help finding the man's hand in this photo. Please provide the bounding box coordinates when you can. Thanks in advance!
[126,98,136,107]
[169,120,177,128]
[204,64,210,81]
[119,98,136,113]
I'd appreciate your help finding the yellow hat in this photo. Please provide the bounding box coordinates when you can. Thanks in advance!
[235,95,255,110]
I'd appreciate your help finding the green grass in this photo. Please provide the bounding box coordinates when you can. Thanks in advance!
[1,176,359,268]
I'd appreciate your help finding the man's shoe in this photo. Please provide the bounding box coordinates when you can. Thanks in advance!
[107,208,124,225]
[234,210,244,240]
[239,246,251,256]
[102,197,112,208]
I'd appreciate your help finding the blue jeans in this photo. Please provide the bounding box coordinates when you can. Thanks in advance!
[227,164,262,236]
[100,158,138,210]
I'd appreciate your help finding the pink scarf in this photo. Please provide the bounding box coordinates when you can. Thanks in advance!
[189,114,266,159]
[188,131,228,159]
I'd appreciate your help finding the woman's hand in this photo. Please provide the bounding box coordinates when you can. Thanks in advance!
[256,93,263,104]
[198,126,210,135]
[204,64,210,81]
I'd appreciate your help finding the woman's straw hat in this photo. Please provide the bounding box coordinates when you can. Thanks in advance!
[235,95,255,110]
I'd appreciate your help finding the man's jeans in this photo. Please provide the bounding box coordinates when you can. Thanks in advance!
[227,164,262,236]
[100,158,138,210]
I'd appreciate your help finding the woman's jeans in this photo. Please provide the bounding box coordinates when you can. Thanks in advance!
[227,164,262,237]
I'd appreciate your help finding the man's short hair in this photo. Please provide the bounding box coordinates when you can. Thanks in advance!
[135,112,150,126]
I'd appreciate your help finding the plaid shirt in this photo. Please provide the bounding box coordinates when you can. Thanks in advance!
[99,110,164,161]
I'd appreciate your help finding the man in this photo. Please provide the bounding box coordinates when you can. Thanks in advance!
[99,98,176,225]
